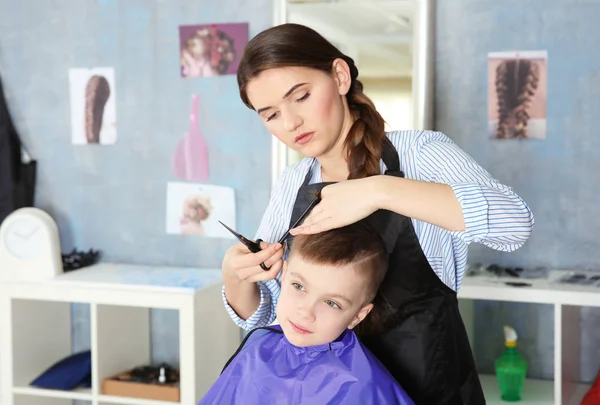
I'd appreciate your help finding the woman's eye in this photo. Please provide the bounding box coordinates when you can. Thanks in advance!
[292,282,305,291]
[266,112,278,122]
[296,92,310,102]
[325,300,340,309]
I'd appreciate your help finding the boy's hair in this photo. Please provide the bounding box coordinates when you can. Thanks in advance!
[289,219,389,304]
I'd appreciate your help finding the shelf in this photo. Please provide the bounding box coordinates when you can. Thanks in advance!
[480,374,553,405]
[12,386,92,401]
[480,374,591,405]
[0,264,241,405]
[459,270,598,405]
[458,270,600,306]
[98,394,179,405]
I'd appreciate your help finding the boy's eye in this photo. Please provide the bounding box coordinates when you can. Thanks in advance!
[325,300,340,309]
[292,282,305,291]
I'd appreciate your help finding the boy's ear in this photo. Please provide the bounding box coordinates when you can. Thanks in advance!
[281,260,288,282]
[347,303,373,330]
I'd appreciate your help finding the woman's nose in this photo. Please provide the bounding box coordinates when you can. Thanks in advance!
[283,112,303,133]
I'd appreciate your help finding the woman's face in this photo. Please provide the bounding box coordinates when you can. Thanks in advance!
[245,62,353,159]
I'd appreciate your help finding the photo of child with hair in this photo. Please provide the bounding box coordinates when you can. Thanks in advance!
[179,193,213,236]
[179,23,248,78]
[166,182,236,239]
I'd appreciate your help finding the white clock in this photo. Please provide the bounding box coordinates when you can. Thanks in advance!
[0,207,63,281]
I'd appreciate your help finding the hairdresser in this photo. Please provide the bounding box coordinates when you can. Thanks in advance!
[221,23,534,405]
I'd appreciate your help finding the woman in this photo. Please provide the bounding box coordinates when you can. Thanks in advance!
[221,23,534,404]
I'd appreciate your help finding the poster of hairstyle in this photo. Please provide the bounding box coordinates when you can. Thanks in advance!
[166,182,236,238]
[487,50,548,140]
[68,67,117,145]
[179,23,249,78]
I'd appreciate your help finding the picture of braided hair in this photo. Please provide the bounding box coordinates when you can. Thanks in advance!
[494,58,540,139]
[84,75,111,143]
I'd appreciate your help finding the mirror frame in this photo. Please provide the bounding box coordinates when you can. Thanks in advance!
[270,0,436,186]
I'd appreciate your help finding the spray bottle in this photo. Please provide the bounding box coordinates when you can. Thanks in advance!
[495,325,528,402]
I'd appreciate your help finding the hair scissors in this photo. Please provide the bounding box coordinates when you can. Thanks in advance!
[219,194,320,271]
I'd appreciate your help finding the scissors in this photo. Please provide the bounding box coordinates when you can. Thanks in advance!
[219,195,320,271]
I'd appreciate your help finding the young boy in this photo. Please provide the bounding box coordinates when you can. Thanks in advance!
[199,219,414,404]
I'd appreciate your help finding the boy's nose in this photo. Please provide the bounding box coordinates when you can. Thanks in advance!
[296,303,316,323]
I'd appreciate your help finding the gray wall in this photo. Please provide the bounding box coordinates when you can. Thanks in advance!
[4,0,600,388]
[0,0,273,368]
[436,0,600,381]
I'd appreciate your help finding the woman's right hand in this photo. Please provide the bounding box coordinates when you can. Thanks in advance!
[222,241,284,283]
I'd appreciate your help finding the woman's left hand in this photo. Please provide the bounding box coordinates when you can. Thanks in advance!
[289,177,382,235]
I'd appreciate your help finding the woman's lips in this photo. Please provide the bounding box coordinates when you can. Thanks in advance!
[294,131,314,145]
[289,320,312,335]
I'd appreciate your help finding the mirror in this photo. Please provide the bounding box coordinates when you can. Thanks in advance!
[270,0,436,184]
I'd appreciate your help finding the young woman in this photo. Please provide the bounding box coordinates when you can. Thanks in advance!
[221,23,534,404]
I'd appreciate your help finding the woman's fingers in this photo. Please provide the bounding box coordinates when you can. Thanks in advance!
[231,242,282,269]
[244,259,284,282]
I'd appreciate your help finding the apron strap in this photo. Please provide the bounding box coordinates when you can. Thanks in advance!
[381,137,404,178]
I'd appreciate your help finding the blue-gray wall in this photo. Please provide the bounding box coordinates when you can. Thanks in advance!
[0,0,273,367]
[436,0,600,381]
[4,0,599,388]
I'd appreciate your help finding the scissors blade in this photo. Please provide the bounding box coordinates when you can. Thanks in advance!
[219,220,243,239]
[219,221,262,253]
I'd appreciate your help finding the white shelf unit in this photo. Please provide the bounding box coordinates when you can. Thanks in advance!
[0,263,241,405]
[458,269,600,405]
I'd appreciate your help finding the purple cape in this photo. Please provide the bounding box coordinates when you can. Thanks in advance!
[199,326,415,404]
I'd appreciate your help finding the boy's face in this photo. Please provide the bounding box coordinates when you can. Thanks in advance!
[276,253,374,347]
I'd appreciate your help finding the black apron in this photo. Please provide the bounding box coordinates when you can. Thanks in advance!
[0,75,36,224]
[287,141,486,405]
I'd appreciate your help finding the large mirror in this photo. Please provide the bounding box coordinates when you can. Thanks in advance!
[270,0,436,185]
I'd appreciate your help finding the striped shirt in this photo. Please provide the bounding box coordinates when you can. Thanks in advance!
[222,130,535,331]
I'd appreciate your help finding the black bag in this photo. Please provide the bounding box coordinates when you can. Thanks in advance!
[0,73,36,224]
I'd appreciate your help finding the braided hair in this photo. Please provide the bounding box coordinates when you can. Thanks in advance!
[494,59,540,139]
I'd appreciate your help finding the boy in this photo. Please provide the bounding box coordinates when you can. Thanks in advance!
[199,218,414,404]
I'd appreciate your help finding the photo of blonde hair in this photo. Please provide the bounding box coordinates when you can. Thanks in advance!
[179,193,213,236]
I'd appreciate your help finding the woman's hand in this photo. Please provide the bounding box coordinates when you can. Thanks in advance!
[290,176,383,235]
[222,241,284,283]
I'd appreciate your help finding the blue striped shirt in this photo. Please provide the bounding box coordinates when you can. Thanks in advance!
[222,130,535,331]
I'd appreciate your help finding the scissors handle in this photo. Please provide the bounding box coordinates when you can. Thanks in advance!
[255,239,270,271]
[218,194,319,273]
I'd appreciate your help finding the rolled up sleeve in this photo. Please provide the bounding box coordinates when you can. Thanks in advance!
[416,132,534,251]
[221,280,277,330]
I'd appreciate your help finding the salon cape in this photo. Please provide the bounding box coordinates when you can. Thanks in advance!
[198,325,414,405]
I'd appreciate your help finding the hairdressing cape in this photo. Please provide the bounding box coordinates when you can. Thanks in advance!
[198,325,414,405]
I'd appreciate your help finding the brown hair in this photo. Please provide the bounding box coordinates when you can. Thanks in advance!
[290,220,388,305]
[494,59,540,139]
[237,23,393,180]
